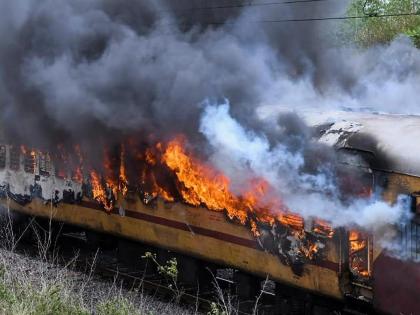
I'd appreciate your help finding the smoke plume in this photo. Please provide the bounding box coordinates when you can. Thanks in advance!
[0,0,418,236]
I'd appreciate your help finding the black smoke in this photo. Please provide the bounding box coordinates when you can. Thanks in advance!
[1,0,419,157]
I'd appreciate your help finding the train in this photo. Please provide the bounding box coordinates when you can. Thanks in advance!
[0,112,419,315]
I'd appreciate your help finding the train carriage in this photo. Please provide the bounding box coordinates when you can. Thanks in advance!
[0,112,419,315]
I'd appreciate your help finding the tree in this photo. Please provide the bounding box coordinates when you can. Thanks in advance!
[342,0,420,47]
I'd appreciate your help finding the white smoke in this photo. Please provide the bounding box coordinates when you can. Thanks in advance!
[199,101,411,232]
[257,36,420,116]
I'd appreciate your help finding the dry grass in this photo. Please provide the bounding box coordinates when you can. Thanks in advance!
[0,205,267,315]
[0,208,196,315]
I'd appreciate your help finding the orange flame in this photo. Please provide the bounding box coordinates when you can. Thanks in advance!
[90,170,114,211]
[80,136,334,250]
[349,230,370,277]
[119,144,129,197]
[349,230,367,253]
[313,219,335,238]
[160,137,331,244]
[162,138,249,224]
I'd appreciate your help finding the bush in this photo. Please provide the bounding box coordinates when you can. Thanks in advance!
[341,0,420,47]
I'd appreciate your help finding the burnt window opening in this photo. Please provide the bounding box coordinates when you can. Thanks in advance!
[398,221,420,261]
[9,146,20,171]
[337,149,374,199]
[337,148,374,170]
[54,157,67,179]
[23,151,36,174]
[0,145,6,169]
[349,230,372,281]
[39,153,51,177]
[411,193,420,216]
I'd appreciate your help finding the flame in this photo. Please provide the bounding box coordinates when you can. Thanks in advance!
[150,172,174,202]
[20,145,36,173]
[349,230,367,254]
[349,230,370,278]
[103,148,118,197]
[278,213,304,230]
[90,170,114,211]
[73,167,83,183]
[162,137,249,224]
[160,137,335,242]
[73,144,84,182]
[145,148,157,165]
[119,144,129,197]
[72,136,334,260]
[313,219,335,238]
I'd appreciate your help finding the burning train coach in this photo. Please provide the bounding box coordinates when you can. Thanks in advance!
[0,113,419,314]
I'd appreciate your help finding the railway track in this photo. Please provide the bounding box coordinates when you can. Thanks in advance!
[7,215,373,315]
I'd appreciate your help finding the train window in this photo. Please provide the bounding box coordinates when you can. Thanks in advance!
[9,146,20,171]
[349,230,372,280]
[39,153,51,176]
[399,221,420,261]
[0,145,6,169]
[337,149,374,199]
[411,194,420,215]
[23,150,36,174]
[337,148,373,170]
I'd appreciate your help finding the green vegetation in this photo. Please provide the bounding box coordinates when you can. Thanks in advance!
[96,297,143,315]
[0,266,86,315]
[0,264,144,315]
[142,252,183,302]
[343,0,420,47]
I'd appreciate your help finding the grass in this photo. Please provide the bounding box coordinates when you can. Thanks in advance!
[0,208,194,315]
[0,205,266,315]
[0,261,147,315]
[0,265,87,315]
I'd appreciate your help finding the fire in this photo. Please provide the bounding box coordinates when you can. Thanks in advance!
[119,144,129,197]
[162,138,251,224]
[313,219,335,238]
[41,136,334,256]
[161,137,333,241]
[21,145,37,174]
[90,170,114,211]
[150,172,174,202]
[349,230,370,278]
[349,230,367,253]
[13,136,339,264]
[73,145,84,182]
[104,148,118,195]
[278,213,304,230]
[73,167,83,183]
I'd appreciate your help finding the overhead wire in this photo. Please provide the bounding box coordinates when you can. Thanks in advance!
[148,0,420,37]
[151,0,420,25]
[155,0,334,14]
[194,11,420,24]
[168,8,420,26]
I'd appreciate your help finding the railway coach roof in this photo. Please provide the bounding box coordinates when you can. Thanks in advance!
[300,110,420,177]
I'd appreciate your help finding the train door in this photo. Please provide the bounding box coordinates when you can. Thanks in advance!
[348,230,373,302]
[336,148,375,300]
[372,194,420,314]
